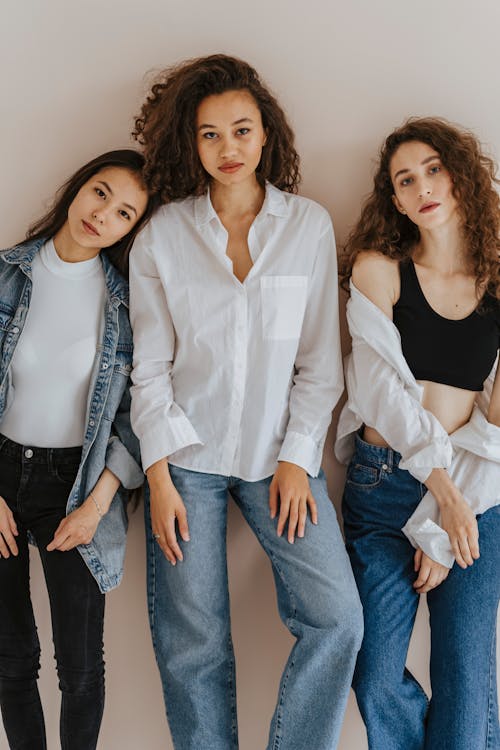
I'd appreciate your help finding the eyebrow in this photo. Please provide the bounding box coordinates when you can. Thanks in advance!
[96,180,138,217]
[198,117,254,130]
[393,154,440,180]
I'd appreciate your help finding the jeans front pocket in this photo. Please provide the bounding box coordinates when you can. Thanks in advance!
[346,462,382,489]
[260,275,308,340]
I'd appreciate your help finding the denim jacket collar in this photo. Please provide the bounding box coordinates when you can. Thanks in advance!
[1,238,129,308]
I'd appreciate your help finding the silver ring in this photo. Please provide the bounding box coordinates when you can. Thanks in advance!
[153,533,161,540]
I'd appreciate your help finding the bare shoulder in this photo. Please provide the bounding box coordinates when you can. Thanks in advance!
[352,250,400,318]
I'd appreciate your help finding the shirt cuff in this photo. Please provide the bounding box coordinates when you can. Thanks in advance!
[277,430,323,477]
[140,417,203,472]
[402,517,455,568]
[105,436,144,490]
[399,437,453,483]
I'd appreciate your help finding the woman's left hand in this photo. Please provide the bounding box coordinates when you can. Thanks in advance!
[413,548,450,594]
[269,461,318,543]
[46,497,101,552]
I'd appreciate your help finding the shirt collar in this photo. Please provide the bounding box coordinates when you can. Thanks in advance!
[193,181,290,228]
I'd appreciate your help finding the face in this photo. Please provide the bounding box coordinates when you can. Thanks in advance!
[390,140,458,229]
[64,167,148,257]
[196,89,267,188]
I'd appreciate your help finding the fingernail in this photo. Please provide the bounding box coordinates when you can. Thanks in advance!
[289,538,294,544]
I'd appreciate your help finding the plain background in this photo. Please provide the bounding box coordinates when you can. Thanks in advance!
[1,1,499,747]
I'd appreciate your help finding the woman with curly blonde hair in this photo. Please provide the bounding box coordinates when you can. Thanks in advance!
[129,53,363,750]
[336,117,500,749]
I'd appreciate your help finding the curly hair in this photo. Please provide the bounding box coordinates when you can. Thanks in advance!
[340,117,500,299]
[132,54,300,202]
[26,150,158,276]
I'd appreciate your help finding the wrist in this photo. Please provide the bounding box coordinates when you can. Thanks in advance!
[88,491,105,519]
[426,469,459,508]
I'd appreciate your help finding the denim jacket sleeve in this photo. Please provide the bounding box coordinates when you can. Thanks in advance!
[105,379,144,489]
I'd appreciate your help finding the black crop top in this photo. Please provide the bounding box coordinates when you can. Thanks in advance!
[393,260,499,392]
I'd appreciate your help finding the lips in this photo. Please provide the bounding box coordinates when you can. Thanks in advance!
[82,220,100,236]
[219,162,243,174]
[419,202,440,213]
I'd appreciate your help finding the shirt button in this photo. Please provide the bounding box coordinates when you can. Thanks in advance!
[25,448,33,459]
[382,463,389,471]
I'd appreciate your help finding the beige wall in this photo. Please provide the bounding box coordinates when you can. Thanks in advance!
[1,1,499,747]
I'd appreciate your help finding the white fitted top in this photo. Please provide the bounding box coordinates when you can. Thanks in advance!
[129,182,344,479]
[0,239,105,447]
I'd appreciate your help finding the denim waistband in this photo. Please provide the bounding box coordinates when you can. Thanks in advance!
[354,430,402,470]
[0,434,82,465]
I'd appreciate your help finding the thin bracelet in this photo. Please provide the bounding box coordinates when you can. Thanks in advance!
[89,491,103,519]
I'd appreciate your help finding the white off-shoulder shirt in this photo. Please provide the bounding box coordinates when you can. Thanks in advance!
[335,282,500,567]
[129,183,344,480]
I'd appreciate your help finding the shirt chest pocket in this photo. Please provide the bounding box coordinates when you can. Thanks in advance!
[260,276,308,341]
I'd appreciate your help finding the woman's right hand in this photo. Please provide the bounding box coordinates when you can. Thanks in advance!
[147,460,190,565]
[0,495,19,558]
[425,468,479,569]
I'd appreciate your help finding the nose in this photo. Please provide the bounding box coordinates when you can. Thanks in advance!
[417,178,432,198]
[219,134,238,159]
[92,209,105,224]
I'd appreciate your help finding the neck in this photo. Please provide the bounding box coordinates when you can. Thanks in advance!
[413,220,469,275]
[53,223,101,263]
[210,175,265,219]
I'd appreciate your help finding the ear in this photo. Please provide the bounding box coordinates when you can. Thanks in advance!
[392,193,406,215]
[262,128,268,147]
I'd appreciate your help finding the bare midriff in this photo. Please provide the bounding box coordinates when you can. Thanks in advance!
[363,380,478,446]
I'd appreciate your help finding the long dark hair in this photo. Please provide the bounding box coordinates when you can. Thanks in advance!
[340,117,500,299]
[132,54,300,202]
[26,149,158,275]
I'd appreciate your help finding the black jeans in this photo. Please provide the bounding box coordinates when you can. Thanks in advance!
[0,435,105,750]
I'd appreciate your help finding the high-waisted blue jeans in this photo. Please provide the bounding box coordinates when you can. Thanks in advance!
[0,435,105,750]
[343,432,500,750]
[146,466,363,750]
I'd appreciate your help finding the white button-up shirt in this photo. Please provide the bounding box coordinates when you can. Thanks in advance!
[129,182,343,480]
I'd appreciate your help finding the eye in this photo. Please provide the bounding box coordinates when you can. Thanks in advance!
[202,131,218,140]
[429,164,441,175]
[400,176,413,187]
[236,127,250,136]
[118,209,131,221]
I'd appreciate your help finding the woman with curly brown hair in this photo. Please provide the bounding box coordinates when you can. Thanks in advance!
[335,117,500,750]
[129,54,363,750]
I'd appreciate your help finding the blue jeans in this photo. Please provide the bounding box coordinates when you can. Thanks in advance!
[342,433,500,750]
[0,436,105,750]
[145,466,363,750]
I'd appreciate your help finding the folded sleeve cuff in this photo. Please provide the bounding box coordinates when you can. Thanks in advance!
[399,438,454,483]
[402,517,455,568]
[277,431,323,477]
[140,418,203,472]
[105,437,144,490]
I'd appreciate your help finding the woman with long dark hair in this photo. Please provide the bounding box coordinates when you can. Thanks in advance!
[130,54,363,750]
[336,117,500,750]
[0,149,155,749]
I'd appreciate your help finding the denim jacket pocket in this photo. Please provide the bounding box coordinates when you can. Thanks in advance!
[260,275,308,340]
[346,462,382,489]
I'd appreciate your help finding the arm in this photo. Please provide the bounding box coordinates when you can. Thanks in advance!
[349,253,454,482]
[271,219,343,542]
[129,229,202,473]
[47,468,120,552]
[351,252,478,570]
[129,227,196,560]
[104,380,144,490]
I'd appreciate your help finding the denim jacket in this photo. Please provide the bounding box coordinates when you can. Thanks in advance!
[0,237,144,592]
